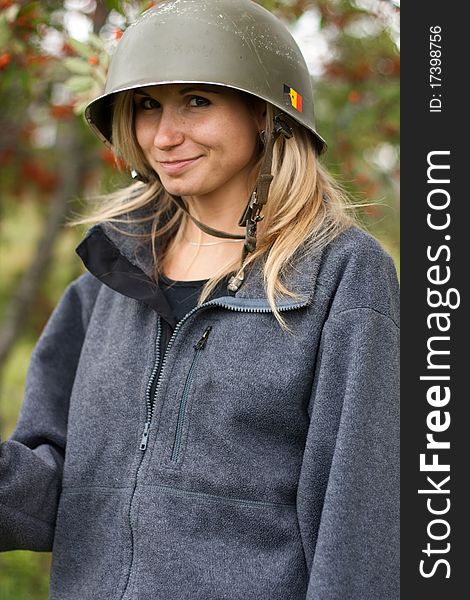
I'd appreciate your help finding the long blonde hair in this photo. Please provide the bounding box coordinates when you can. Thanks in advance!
[73,89,358,330]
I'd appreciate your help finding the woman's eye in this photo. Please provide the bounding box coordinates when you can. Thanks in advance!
[188,96,210,108]
[136,97,159,110]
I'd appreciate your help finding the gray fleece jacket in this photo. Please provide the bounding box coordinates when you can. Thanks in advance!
[0,221,399,600]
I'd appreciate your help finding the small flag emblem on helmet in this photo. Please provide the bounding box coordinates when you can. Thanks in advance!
[283,85,303,112]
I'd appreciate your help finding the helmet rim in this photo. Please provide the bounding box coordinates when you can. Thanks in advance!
[85,0,327,154]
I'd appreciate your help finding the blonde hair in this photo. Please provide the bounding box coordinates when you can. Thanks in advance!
[72,90,358,330]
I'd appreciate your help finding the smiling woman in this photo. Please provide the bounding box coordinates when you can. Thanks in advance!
[128,84,265,280]
[0,1,400,599]
[133,85,262,207]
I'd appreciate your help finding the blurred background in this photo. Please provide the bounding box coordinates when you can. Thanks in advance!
[0,0,399,596]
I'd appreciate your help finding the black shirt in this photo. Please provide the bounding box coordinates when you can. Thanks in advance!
[159,273,209,323]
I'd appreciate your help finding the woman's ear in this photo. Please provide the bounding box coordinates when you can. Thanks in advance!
[253,99,267,131]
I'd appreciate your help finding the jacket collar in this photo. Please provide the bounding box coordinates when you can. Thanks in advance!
[75,211,324,321]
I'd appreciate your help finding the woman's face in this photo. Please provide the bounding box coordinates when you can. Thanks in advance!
[133,84,264,199]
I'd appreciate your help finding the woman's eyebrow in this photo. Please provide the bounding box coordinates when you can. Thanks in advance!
[133,89,154,97]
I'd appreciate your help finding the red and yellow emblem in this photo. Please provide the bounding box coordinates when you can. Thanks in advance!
[284,84,303,112]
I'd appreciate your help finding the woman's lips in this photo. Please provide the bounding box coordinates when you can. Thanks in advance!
[157,156,202,174]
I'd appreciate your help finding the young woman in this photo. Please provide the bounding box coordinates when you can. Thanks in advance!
[0,1,399,599]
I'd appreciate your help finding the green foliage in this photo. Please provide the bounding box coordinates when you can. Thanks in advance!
[105,0,127,13]
[1,341,31,436]
[63,33,108,113]
[0,552,51,600]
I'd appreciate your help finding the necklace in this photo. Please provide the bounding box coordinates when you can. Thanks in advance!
[183,235,244,247]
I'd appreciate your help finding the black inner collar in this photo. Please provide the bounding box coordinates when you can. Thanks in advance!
[76,225,177,328]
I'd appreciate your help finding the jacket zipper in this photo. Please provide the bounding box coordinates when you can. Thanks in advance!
[137,299,307,453]
[170,325,212,462]
[139,317,163,451]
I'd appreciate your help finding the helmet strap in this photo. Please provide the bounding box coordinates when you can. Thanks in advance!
[169,195,245,240]
[227,113,293,292]
[237,113,293,253]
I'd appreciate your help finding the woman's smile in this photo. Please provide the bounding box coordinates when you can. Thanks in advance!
[157,156,203,174]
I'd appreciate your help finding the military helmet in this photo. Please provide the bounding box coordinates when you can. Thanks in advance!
[85,0,326,153]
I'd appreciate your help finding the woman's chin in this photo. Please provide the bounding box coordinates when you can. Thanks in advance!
[158,177,211,199]
[162,184,204,197]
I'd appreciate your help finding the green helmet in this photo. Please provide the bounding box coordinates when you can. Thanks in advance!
[85,0,326,153]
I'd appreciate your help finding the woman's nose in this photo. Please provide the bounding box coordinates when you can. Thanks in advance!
[152,108,185,149]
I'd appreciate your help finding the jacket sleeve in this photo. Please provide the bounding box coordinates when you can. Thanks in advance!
[0,273,100,552]
[296,306,399,600]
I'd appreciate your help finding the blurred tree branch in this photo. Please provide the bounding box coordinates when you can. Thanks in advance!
[0,121,87,374]
[0,1,110,377]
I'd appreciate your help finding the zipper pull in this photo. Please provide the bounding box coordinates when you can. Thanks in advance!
[228,268,245,293]
[139,421,151,451]
[194,326,212,350]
